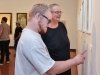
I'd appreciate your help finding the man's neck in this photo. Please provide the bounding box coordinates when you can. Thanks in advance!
[2,22,6,24]
[26,21,39,33]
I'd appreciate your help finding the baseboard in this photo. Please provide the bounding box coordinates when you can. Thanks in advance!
[70,49,76,51]
[9,46,14,49]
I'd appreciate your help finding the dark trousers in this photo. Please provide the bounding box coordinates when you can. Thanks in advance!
[14,40,18,51]
[0,40,10,62]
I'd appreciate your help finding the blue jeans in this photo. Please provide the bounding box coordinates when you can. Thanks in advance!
[14,40,18,51]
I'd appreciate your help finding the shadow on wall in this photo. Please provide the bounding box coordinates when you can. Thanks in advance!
[90,23,97,75]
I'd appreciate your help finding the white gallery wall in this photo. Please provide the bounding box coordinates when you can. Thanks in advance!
[0,0,77,49]
[77,0,100,75]
[77,0,92,75]
[92,0,100,75]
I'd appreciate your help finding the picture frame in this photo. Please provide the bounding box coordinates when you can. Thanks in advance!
[0,13,12,34]
[78,6,83,31]
[17,13,27,29]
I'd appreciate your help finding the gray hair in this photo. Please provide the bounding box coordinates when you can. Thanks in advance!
[29,3,50,20]
[49,3,59,12]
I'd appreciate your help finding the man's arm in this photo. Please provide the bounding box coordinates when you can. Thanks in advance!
[0,25,3,36]
[0,30,2,36]
[46,50,86,75]
[14,32,21,40]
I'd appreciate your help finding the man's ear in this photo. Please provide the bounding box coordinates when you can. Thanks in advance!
[35,12,41,20]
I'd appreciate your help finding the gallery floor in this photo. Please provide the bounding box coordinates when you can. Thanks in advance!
[0,48,78,75]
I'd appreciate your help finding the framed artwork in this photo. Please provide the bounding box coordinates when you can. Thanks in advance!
[80,1,87,32]
[78,6,83,31]
[86,0,92,34]
[0,13,12,34]
[17,13,27,29]
[82,1,85,32]
[78,13,81,30]
[82,0,87,32]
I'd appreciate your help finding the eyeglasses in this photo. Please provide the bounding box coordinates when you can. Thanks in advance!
[52,11,63,14]
[40,13,51,24]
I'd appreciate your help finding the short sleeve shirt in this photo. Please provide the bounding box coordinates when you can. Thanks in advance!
[0,23,10,41]
[41,22,70,61]
[0,24,3,30]
[15,28,55,75]
[14,27,22,41]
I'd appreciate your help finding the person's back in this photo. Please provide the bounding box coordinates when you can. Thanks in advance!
[0,23,10,41]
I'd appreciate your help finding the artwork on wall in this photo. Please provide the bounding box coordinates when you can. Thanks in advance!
[77,13,81,30]
[78,0,92,34]
[86,0,92,34]
[82,1,85,32]
[78,6,83,31]
[82,0,87,32]
[0,13,12,34]
[17,13,27,29]
[80,6,83,31]
[80,1,87,32]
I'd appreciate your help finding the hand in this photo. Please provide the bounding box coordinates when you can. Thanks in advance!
[73,50,87,65]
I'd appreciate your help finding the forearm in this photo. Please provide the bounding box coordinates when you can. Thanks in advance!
[14,33,21,40]
[14,35,20,40]
[47,50,86,75]
[0,30,2,36]
[47,59,76,75]
[0,32,1,36]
